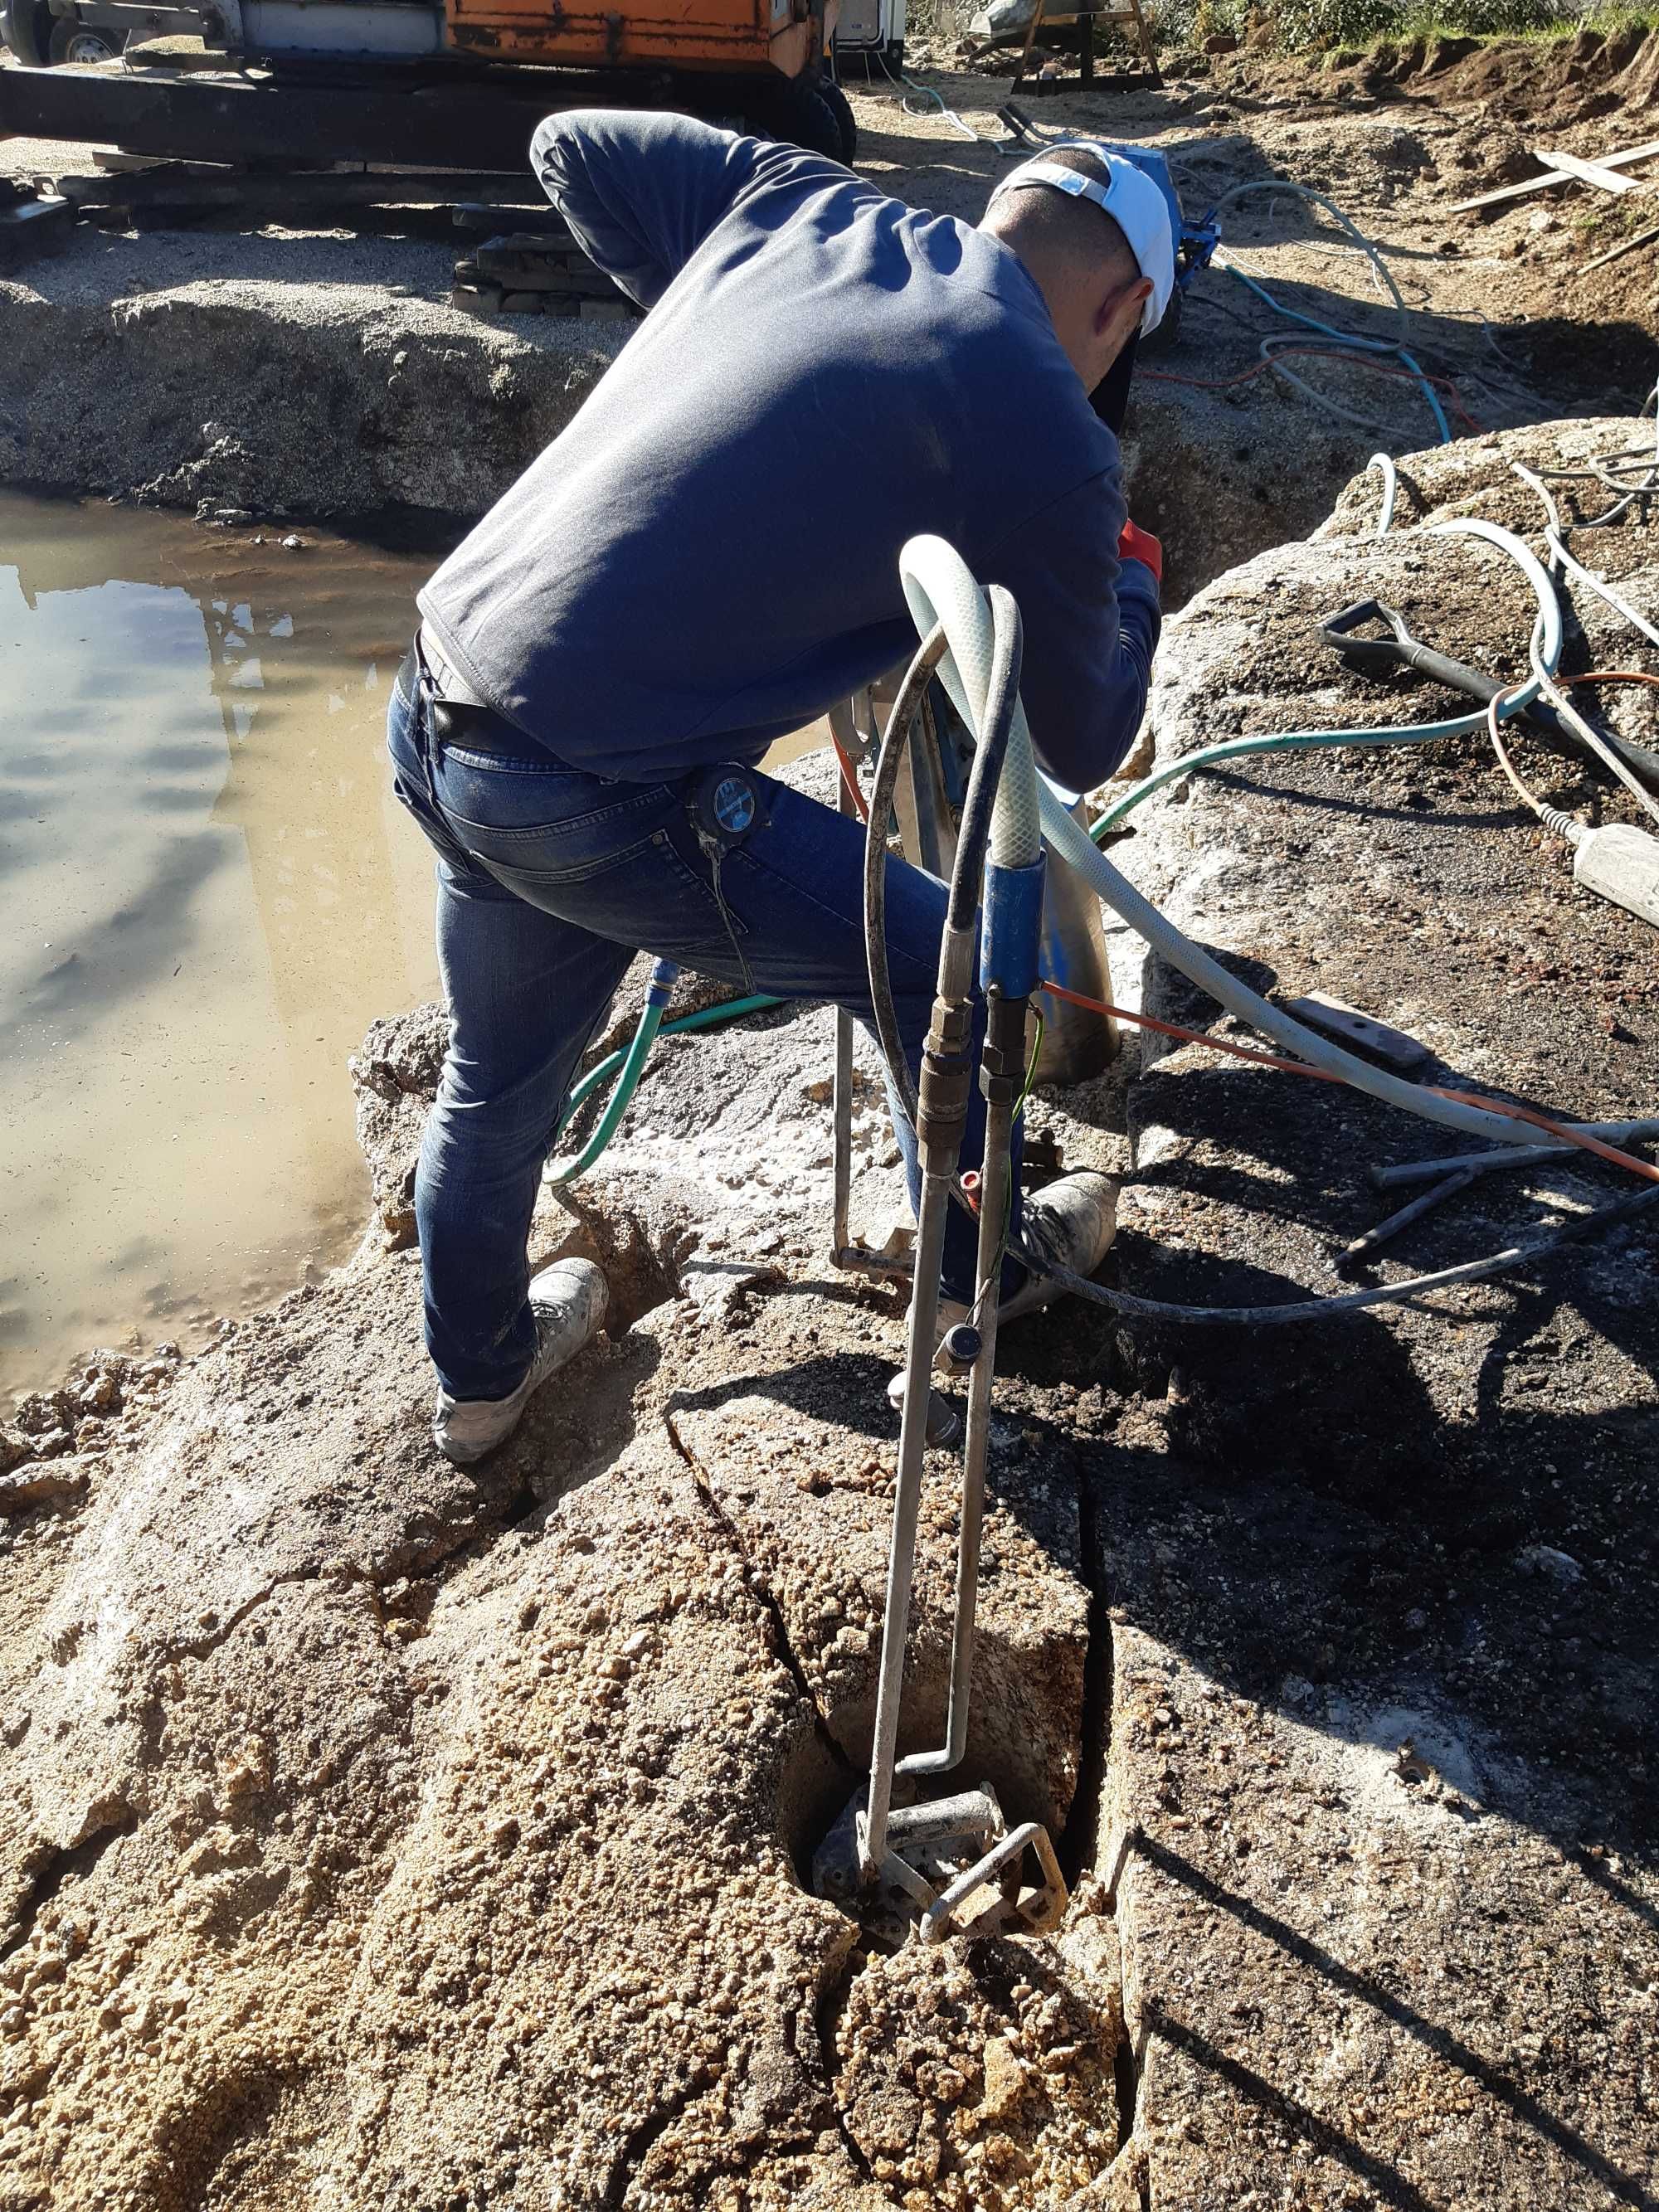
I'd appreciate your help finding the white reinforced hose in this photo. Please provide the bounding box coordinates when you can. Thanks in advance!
[1546,528,1659,652]
[907,520,1574,1153]
[1366,450,1399,540]
[901,534,1043,870]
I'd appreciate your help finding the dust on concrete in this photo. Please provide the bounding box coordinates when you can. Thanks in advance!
[0,753,1118,2211]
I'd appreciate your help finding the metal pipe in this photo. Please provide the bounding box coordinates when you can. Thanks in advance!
[859,1155,953,1880]
[897,983,1026,1786]
[884,1787,1001,1850]
[1337,1168,1475,1269]
[918,1819,1068,1944]
[832,759,858,1261]
[1370,1116,1659,1190]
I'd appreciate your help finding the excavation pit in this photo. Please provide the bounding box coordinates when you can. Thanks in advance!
[3,51,1657,2212]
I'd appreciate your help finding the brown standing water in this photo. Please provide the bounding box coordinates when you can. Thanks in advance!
[0,494,441,1390]
[0,493,832,1393]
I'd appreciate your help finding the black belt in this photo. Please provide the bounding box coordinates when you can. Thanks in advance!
[414,627,556,765]
[418,622,491,709]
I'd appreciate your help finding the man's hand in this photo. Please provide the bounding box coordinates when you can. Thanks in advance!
[1117,518,1163,585]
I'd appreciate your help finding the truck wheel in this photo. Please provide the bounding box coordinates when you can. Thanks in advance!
[0,0,54,63]
[820,74,859,163]
[49,15,123,59]
[751,71,848,163]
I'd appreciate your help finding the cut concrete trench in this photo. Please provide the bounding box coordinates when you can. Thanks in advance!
[533,1116,1139,2205]
[9,422,1659,2208]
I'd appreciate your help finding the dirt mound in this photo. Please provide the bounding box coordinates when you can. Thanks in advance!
[1381,20,1659,122]
[1224,21,1659,129]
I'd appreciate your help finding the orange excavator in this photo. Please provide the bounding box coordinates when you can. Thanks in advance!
[0,0,872,168]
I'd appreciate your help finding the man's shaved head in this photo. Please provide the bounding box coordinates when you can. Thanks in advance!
[979,146,1153,394]
[984,146,1143,289]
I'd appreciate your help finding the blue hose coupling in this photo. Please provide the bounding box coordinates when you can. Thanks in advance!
[647,958,680,1008]
[981,855,1047,999]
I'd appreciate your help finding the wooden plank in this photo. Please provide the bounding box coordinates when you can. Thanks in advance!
[58,166,538,210]
[1445,136,1659,214]
[1282,993,1431,1073]
[1583,219,1659,272]
[1534,145,1642,195]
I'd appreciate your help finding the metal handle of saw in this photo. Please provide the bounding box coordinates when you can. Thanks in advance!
[1318,600,1659,794]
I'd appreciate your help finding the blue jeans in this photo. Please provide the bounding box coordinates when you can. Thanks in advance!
[386,655,1021,1400]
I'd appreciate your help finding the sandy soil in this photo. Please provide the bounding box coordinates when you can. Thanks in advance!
[2,421,1656,2208]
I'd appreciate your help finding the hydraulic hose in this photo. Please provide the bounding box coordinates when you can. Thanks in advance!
[912,523,1572,1155]
[864,623,951,1129]
[947,586,1028,919]
[902,539,1043,873]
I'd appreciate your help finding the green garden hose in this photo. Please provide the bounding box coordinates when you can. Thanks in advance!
[546,962,784,1185]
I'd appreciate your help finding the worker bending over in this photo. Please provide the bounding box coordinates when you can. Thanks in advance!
[390,112,1171,1462]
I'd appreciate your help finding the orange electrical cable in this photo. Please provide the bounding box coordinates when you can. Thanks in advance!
[1486,681,1545,818]
[1426,1089,1659,1181]
[830,733,870,822]
[1038,978,1659,1184]
[1561,670,1659,693]
[1039,976,1345,1083]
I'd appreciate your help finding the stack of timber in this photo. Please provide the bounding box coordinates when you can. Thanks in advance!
[450,223,639,320]
[53,162,552,241]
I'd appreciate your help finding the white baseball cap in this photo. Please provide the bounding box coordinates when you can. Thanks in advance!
[986,142,1175,336]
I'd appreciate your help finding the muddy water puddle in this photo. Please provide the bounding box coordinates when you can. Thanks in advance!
[0,494,834,1393]
[0,494,443,1389]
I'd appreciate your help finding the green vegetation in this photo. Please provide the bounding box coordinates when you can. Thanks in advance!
[1162,0,1657,55]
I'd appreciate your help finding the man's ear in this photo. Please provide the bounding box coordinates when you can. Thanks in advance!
[1097,275,1153,334]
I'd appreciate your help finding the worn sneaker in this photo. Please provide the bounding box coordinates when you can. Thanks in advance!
[939,1169,1118,1335]
[432,1257,608,1466]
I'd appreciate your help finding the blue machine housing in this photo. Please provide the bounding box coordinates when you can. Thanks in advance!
[1107,142,1218,295]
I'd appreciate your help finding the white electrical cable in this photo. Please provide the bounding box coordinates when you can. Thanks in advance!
[1511,459,1567,557]
[1545,531,1659,651]
[907,520,1577,1153]
[873,51,980,143]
